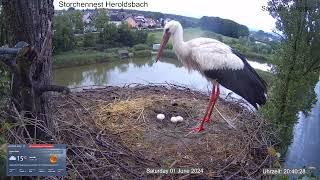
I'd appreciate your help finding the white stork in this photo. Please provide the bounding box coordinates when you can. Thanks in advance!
[156,20,267,132]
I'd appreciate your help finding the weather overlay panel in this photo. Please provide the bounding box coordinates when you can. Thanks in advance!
[6,144,66,176]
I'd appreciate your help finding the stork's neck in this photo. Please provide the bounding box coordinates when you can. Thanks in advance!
[172,25,188,57]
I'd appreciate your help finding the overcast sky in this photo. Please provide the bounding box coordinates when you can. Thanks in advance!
[54,0,276,32]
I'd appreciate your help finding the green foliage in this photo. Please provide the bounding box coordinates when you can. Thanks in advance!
[251,30,281,42]
[238,25,250,37]
[82,33,97,47]
[0,66,9,105]
[149,12,164,20]
[93,9,109,30]
[99,23,119,47]
[256,69,274,86]
[115,24,148,46]
[161,49,177,59]
[133,44,149,51]
[146,33,156,46]
[53,50,117,68]
[216,35,223,42]
[133,50,151,57]
[134,30,148,45]
[67,10,84,34]
[0,7,10,109]
[262,0,320,153]
[200,16,249,38]
[53,15,76,52]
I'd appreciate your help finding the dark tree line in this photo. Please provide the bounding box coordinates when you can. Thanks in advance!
[112,9,199,28]
[200,16,250,38]
[53,9,148,53]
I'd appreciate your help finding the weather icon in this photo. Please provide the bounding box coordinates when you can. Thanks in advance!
[49,154,58,164]
[9,156,17,161]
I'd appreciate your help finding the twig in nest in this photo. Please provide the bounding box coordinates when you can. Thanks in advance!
[215,106,237,129]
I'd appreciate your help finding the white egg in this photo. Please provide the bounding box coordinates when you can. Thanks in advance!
[276,152,281,158]
[176,116,184,122]
[170,117,178,123]
[156,114,165,120]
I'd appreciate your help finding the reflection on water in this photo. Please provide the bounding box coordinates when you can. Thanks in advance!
[285,81,320,176]
[247,60,272,72]
[54,57,271,94]
[54,57,210,91]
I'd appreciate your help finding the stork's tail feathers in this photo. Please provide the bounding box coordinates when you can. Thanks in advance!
[204,50,268,110]
[231,49,267,109]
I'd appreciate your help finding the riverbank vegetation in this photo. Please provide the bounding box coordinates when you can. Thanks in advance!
[262,0,320,153]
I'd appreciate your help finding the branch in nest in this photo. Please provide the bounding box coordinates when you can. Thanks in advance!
[37,85,70,95]
[0,48,19,55]
[0,41,35,75]
[0,46,19,71]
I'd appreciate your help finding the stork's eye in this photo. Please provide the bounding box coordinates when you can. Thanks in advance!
[165,28,169,33]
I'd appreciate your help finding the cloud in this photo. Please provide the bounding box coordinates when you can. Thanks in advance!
[9,156,17,161]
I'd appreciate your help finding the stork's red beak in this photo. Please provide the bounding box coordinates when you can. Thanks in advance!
[156,32,171,62]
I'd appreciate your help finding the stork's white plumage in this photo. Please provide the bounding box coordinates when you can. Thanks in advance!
[156,20,267,132]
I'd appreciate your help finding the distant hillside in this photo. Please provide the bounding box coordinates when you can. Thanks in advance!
[199,16,249,38]
[250,30,281,43]
[109,9,199,28]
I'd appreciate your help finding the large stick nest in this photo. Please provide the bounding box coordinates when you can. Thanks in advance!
[3,84,279,179]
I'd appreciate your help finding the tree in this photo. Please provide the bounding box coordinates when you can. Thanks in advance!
[67,10,84,34]
[263,0,320,152]
[134,30,148,44]
[53,15,76,52]
[0,0,69,141]
[93,9,109,30]
[0,0,10,106]
[116,24,135,46]
[0,2,8,45]
[99,23,119,47]
[146,34,156,46]
[150,12,164,20]
[200,16,249,38]
[83,33,96,47]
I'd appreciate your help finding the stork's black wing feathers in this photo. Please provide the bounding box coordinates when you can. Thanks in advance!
[203,49,267,109]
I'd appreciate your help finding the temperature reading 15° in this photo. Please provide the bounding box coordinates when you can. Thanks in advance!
[17,156,27,162]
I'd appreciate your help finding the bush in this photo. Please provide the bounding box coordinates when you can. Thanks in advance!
[146,34,156,46]
[99,23,119,47]
[133,44,149,51]
[133,50,151,57]
[83,33,97,47]
[216,35,223,42]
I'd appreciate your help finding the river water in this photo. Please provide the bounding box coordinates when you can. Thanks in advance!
[53,57,319,176]
[285,81,320,176]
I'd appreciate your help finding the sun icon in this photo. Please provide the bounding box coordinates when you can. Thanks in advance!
[49,154,58,164]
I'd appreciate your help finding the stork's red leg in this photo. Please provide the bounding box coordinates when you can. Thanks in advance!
[192,83,220,132]
[204,83,220,122]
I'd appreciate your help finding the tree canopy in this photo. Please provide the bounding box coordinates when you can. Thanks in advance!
[263,0,320,152]
[199,16,249,38]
